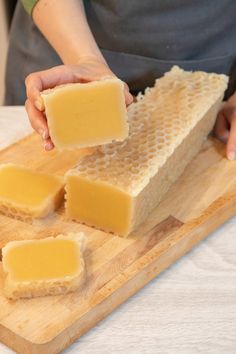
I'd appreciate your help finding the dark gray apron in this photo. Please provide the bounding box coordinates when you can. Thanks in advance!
[5,0,236,104]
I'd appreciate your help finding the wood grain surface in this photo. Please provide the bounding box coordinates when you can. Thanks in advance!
[0,108,236,354]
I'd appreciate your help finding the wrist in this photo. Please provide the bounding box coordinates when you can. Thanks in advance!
[69,57,115,81]
[65,53,107,66]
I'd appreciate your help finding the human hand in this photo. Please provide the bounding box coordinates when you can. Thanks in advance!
[214,92,236,160]
[25,58,133,151]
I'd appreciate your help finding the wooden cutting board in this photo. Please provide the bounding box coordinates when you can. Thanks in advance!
[0,133,236,354]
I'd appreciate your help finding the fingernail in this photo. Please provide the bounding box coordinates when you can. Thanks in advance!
[128,93,134,103]
[42,131,49,140]
[228,151,236,160]
[44,142,53,151]
[35,98,44,111]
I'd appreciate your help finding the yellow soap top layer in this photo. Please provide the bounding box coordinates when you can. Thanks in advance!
[2,233,86,299]
[0,163,64,219]
[42,78,129,150]
[4,239,80,281]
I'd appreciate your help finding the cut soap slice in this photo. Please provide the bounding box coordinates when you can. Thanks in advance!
[65,66,228,236]
[0,163,64,220]
[41,78,129,150]
[2,232,86,299]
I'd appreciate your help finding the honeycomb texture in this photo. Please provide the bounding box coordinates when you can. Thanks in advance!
[65,66,228,235]
[0,192,63,223]
[68,66,228,196]
[0,202,33,223]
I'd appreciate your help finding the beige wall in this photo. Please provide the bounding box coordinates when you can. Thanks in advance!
[0,0,9,105]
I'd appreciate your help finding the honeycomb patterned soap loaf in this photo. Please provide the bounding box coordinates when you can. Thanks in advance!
[0,163,64,221]
[65,66,228,236]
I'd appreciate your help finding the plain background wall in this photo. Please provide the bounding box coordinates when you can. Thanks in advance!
[0,0,17,105]
[0,0,8,105]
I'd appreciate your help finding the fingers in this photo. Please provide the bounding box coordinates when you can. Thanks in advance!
[215,108,236,160]
[25,66,76,106]
[125,91,134,105]
[25,99,54,151]
[226,115,236,160]
[25,74,44,111]
[25,99,47,136]
[214,111,230,144]
[124,83,134,106]
[217,102,236,160]
[44,137,54,151]
[25,66,74,151]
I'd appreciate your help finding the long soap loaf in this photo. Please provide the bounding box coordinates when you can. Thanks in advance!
[65,66,228,236]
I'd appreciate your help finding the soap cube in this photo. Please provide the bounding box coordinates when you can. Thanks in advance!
[65,67,228,236]
[41,78,129,150]
[0,163,64,220]
[2,233,86,299]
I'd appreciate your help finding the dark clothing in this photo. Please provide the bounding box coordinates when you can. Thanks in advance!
[5,0,236,104]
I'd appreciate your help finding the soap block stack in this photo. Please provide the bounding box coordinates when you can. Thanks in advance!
[0,69,228,236]
[0,69,229,301]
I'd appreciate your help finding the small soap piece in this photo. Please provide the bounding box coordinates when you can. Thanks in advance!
[0,163,64,220]
[41,78,129,150]
[2,233,86,299]
[65,66,228,236]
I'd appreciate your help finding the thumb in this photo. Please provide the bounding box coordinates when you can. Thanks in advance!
[124,83,133,106]
[226,117,236,160]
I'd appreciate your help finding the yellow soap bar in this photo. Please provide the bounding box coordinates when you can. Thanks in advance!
[65,66,228,236]
[2,233,86,299]
[0,163,64,220]
[41,78,129,150]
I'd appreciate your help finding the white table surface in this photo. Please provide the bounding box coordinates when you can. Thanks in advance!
[0,106,236,354]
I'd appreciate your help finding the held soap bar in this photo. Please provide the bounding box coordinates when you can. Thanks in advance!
[2,233,86,299]
[65,66,228,236]
[0,163,64,220]
[41,78,129,150]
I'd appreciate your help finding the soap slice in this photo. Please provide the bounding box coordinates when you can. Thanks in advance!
[65,66,228,236]
[41,78,129,150]
[0,163,64,220]
[2,233,86,299]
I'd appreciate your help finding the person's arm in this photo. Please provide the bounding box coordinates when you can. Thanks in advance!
[214,92,236,160]
[25,0,133,150]
[33,0,106,65]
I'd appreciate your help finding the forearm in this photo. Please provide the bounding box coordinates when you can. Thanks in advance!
[32,0,106,65]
